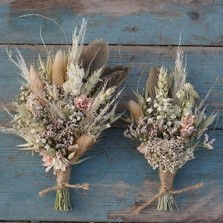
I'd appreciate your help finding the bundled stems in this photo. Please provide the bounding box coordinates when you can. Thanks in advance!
[157,171,177,211]
[54,165,72,211]
[133,170,204,214]
[39,165,89,211]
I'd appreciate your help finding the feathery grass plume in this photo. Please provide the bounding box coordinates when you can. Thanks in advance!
[67,19,87,67]
[172,46,187,94]
[29,65,43,95]
[124,46,216,213]
[6,48,30,82]
[51,50,67,85]
[1,19,129,212]
[69,134,95,164]
[128,100,143,123]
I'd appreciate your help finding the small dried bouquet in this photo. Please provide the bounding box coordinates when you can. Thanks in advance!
[2,21,128,211]
[124,47,216,212]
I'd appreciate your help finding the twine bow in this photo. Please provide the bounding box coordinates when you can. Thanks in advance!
[133,171,204,214]
[39,165,89,196]
[39,183,89,196]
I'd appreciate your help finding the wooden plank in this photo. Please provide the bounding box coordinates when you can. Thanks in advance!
[0,129,222,222]
[0,45,222,128]
[0,0,223,45]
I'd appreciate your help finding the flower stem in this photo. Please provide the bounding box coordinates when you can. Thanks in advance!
[54,165,72,211]
[158,170,178,211]
[54,188,72,211]
[157,193,178,211]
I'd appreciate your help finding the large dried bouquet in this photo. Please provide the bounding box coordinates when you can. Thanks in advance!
[1,21,128,211]
[124,47,216,212]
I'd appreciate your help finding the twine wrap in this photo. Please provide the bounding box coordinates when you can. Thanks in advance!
[133,170,203,214]
[159,171,175,192]
[57,165,71,190]
[39,164,89,211]
[39,165,89,196]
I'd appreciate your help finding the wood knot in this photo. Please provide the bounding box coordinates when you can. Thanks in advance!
[187,11,200,21]
[123,26,139,32]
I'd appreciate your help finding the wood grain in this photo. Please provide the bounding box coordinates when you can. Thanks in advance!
[0,1,223,222]
[0,45,222,222]
[0,0,222,45]
[0,129,222,222]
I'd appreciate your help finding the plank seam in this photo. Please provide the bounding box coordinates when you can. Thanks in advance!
[1,43,223,48]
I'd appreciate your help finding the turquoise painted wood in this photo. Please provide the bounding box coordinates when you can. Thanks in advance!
[0,130,223,222]
[0,1,223,222]
[0,0,223,45]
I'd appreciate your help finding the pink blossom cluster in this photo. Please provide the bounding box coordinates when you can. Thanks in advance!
[74,95,93,112]
[180,115,197,137]
[40,152,70,174]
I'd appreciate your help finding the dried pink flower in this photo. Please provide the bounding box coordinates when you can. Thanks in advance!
[137,143,147,155]
[180,115,197,137]
[74,95,93,112]
[40,151,70,175]
[40,152,54,173]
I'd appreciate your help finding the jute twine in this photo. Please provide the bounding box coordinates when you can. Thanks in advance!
[39,165,89,196]
[133,170,204,214]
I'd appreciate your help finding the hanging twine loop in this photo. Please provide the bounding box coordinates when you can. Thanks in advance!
[133,170,204,214]
[39,165,89,196]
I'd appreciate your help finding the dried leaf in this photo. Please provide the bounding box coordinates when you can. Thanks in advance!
[133,90,147,109]
[40,148,56,157]
[202,113,217,129]
[17,143,34,148]
[68,151,76,160]
[195,107,206,127]
[74,157,91,165]
[189,88,200,99]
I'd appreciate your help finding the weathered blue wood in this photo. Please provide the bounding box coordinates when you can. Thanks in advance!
[0,1,223,222]
[0,129,222,222]
[0,0,223,45]
[0,46,222,128]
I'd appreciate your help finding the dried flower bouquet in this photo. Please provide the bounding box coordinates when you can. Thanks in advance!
[1,21,128,211]
[124,47,216,212]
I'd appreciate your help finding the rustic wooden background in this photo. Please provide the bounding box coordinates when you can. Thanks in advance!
[0,0,223,222]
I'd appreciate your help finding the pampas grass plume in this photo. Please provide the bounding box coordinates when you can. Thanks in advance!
[51,50,66,85]
[70,134,95,164]
[29,65,43,94]
[128,99,143,123]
